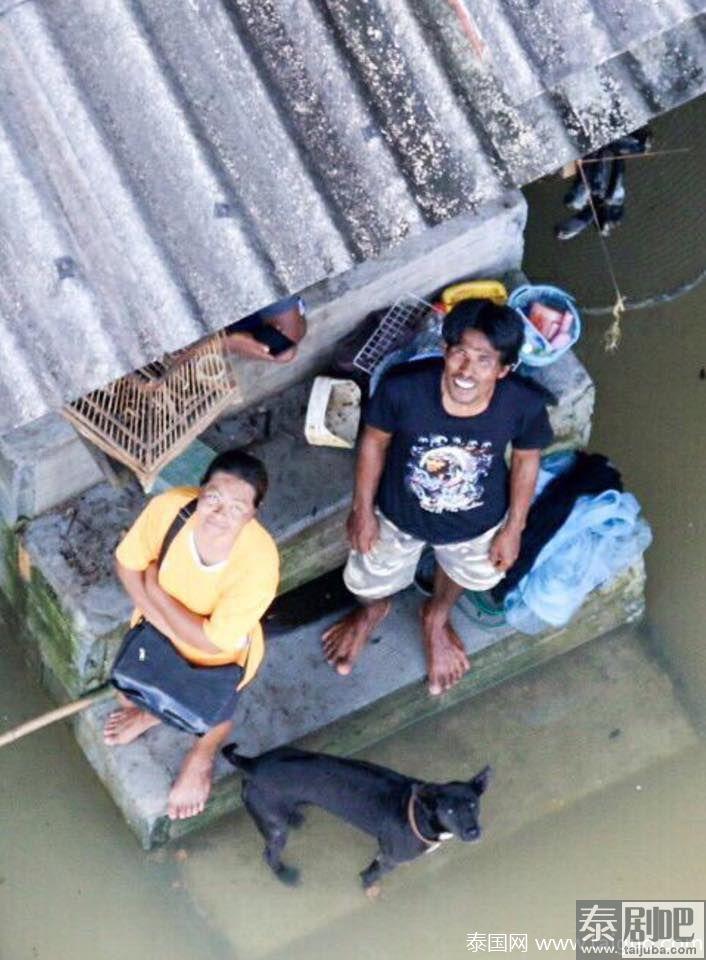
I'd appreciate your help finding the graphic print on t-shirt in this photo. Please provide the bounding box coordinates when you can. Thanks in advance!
[405,435,493,514]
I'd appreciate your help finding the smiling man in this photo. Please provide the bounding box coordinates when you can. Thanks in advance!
[322,299,553,695]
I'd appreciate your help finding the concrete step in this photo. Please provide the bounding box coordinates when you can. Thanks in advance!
[0,412,103,525]
[5,340,592,700]
[72,561,646,848]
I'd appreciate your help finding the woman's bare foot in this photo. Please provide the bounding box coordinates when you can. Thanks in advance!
[421,601,471,695]
[167,748,215,821]
[103,705,161,746]
[321,599,391,675]
[167,719,232,821]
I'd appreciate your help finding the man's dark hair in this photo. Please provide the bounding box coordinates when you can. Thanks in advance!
[201,449,268,507]
[442,299,525,366]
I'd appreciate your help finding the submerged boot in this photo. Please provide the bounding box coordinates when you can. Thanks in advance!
[611,128,652,156]
[600,158,626,236]
[563,175,589,211]
[555,205,594,240]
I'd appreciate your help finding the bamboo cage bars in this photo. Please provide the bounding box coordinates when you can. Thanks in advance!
[63,333,239,490]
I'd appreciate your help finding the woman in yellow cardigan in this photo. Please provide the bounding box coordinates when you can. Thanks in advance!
[104,450,279,821]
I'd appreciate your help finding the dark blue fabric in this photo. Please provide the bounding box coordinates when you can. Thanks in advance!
[111,621,243,736]
[225,294,302,334]
[364,359,553,544]
[504,490,652,633]
[492,452,623,601]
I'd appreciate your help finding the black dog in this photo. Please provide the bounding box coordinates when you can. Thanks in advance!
[222,744,490,891]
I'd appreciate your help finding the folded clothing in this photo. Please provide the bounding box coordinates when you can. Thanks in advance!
[503,489,652,635]
[493,451,623,602]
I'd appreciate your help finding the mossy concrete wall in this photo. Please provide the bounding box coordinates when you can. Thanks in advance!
[0,525,102,701]
[0,483,138,700]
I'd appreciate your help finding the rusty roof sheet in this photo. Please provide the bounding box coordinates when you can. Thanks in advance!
[1,0,705,430]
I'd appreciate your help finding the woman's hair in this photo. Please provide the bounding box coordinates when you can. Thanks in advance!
[201,449,269,507]
[442,298,525,367]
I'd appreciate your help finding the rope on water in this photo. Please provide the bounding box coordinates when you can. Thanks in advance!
[576,159,629,352]
[581,264,706,316]
[603,293,626,352]
[578,147,691,164]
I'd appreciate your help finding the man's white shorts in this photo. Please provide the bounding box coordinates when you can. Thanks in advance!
[343,508,505,600]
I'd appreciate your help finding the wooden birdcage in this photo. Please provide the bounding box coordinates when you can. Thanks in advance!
[63,332,239,491]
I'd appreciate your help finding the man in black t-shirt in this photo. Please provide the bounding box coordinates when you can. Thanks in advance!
[322,299,553,695]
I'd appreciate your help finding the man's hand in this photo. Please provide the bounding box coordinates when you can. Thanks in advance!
[270,345,297,364]
[494,448,540,573]
[489,524,522,572]
[224,332,275,361]
[347,507,379,554]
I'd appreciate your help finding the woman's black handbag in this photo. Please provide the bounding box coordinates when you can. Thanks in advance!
[109,500,244,736]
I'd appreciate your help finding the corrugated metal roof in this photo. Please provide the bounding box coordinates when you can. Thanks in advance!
[1,0,705,430]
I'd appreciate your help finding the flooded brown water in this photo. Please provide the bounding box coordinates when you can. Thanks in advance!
[523,91,706,730]
[2,104,706,959]
[2,618,705,960]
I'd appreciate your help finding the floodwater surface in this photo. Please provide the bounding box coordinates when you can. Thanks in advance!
[1,620,705,960]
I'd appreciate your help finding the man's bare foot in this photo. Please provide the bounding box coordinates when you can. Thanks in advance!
[167,748,215,820]
[321,599,391,675]
[103,706,161,746]
[421,601,471,696]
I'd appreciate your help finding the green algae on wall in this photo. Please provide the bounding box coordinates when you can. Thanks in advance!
[0,523,92,700]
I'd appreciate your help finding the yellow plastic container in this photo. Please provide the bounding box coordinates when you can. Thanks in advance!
[440,280,508,310]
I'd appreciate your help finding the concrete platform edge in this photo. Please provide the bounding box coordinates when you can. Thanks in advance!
[92,561,646,848]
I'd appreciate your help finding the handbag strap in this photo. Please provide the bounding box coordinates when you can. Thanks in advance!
[157,498,199,570]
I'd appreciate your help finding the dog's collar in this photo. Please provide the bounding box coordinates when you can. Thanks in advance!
[407,786,453,851]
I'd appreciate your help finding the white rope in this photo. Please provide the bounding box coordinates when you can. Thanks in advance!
[576,159,629,352]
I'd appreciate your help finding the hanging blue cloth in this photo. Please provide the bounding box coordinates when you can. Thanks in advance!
[504,489,652,635]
